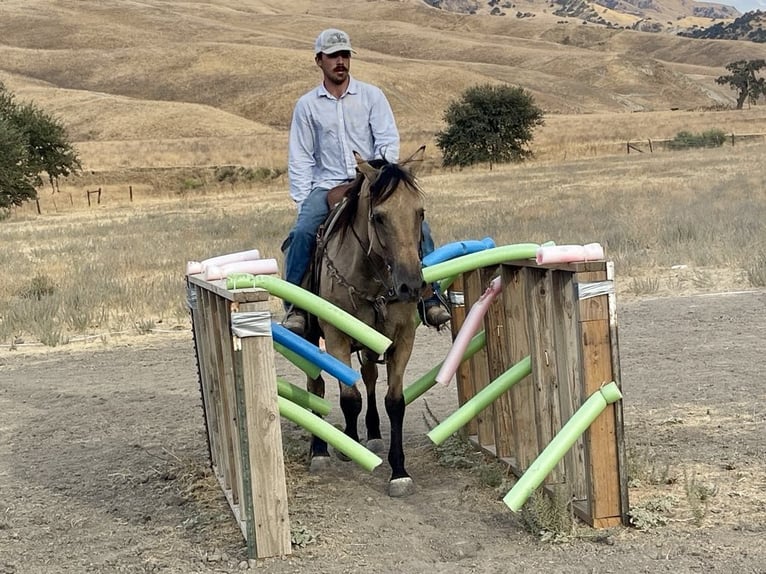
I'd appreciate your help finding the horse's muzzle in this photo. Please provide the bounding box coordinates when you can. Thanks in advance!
[393,276,427,303]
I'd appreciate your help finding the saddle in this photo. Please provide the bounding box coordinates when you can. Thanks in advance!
[327,181,355,210]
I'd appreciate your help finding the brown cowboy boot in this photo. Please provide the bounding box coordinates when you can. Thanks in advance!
[282,308,307,337]
[425,304,451,328]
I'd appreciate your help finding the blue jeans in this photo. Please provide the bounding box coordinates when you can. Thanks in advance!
[283,186,331,291]
[282,186,441,307]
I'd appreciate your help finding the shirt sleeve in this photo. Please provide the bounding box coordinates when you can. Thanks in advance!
[288,98,315,208]
[369,88,400,163]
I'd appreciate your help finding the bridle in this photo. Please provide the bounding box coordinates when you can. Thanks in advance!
[317,181,399,317]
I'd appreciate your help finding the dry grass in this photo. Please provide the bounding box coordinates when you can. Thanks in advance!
[2,137,764,346]
[1,1,765,345]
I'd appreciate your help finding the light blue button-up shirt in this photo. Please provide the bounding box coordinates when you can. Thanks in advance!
[287,76,400,210]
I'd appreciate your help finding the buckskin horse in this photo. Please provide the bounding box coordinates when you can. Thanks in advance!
[304,146,427,497]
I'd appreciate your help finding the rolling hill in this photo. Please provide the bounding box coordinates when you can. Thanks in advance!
[1,0,765,171]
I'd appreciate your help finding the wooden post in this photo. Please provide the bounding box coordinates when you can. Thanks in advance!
[129,185,133,202]
[187,276,292,559]
[237,300,291,558]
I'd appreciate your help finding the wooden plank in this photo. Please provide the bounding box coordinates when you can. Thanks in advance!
[575,268,623,523]
[524,268,564,484]
[198,288,223,473]
[606,261,630,525]
[231,330,257,559]
[463,269,494,448]
[483,269,514,459]
[187,281,215,467]
[208,291,233,491]
[239,300,291,558]
[550,271,589,508]
[447,275,476,435]
[187,274,270,302]
[216,296,242,507]
[503,266,537,471]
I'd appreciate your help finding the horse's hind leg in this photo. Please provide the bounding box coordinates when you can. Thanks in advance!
[361,351,384,455]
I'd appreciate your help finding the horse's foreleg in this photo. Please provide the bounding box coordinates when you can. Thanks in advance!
[385,339,416,497]
[325,332,362,446]
[307,374,330,466]
[361,352,384,454]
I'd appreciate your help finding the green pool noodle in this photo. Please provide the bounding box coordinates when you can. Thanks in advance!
[427,356,532,445]
[503,381,623,512]
[403,330,487,405]
[277,378,330,417]
[277,396,382,472]
[422,243,540,283]
[247,275,392,355]
[274,341,322,379]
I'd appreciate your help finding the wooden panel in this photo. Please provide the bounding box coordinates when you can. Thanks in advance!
[483,270,514,459]
[575,268,624,522]
[464,269,495,448]
[524,268,564,484]
[550,271,588,506]
[503,266,537,471]
[447,275,476,435]
[239,301,292,558]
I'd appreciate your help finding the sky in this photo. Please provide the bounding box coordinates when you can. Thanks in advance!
[702,0,766,13]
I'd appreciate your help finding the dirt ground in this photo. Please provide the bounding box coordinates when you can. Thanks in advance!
[1,290,765,574]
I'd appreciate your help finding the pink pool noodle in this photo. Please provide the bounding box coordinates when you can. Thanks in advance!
[204,258,279,281]
[186,248,262,275]
[436,276,503,386]
[535,243,604,265]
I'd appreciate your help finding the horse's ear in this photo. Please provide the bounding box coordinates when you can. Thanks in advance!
[354,151,378,181]
[400,145,426,174]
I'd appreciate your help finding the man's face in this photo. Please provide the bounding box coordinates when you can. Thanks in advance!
[317,51,351,85]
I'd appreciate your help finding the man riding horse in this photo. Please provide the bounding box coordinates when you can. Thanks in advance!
[281,28,451,336]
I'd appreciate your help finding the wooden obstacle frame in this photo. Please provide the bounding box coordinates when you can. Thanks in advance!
[187,275,291,560]
[447,259,629,528]
[185,254,629,561]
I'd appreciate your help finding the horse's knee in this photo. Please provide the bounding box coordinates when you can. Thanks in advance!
[340,391,363,417]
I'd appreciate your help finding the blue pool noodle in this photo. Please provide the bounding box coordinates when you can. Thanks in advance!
[422,237,496,268]
[271,323,360,386]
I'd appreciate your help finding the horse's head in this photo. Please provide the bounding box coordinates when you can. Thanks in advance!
[354,147,427,303]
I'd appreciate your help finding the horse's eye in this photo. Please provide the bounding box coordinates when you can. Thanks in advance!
[372,212,385,225]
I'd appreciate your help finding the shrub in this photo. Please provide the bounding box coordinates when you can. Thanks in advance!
[666,129,727,150]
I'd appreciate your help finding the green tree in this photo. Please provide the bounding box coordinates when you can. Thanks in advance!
[715,59,766,110]
[436,84,544,169]
[0,118,37,209]
[0,81,81,208]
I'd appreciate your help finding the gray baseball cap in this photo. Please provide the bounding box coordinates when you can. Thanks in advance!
[314,28,356,55]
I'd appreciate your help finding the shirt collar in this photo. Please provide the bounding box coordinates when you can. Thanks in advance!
[316,76,358,99]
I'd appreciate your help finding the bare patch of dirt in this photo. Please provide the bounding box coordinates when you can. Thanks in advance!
[1,291,765,573]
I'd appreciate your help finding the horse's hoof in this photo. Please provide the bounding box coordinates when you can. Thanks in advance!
[309,455,332,473]
[388,477,415,497]
[330,446,351,462]
[366,438,386,454]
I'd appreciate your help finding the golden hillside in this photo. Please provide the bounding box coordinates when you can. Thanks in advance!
[1,0,765,171]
